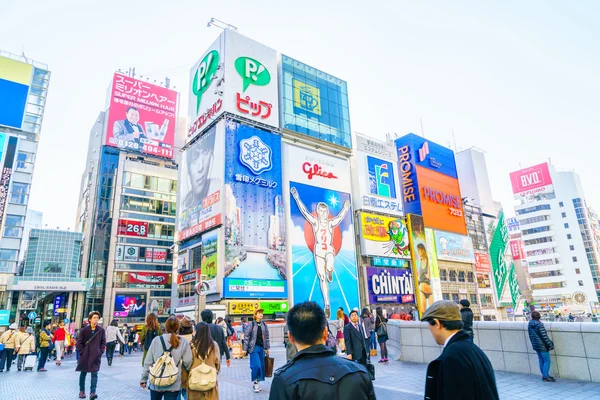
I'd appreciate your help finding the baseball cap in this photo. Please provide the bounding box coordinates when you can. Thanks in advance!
[421,301,462,322]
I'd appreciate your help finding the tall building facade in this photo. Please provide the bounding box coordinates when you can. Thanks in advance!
[0,52,50,321]
[20,209,43,263]
[74,73,182,326]
[510,163,600,314]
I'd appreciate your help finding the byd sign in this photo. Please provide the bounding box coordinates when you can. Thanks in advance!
[510,163,553,197]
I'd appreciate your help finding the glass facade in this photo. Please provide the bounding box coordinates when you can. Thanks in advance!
[281,55,352,148]
[22,229,83,279]
[573,198,600,295]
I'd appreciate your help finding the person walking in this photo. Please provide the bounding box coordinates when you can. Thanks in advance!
[0,322,18,372]
[15,326,36,371]
[242,309,270,393]
[141,315,193,400]
[270,301,375,400]
[343,310,368,367]
[200,310,231,368]
[179,317,195,400]
[38,320,54,372]
[335,309,345,353]
[226,318,234,351]
[53,320,69,366]
[186,322,221,400]
[360,308,375,357]
[528,311,556,382]
[105,319,125,366]
[141,313,164,365]
[422,300,499,400]
[128,327,136,355]
[76,311,106,399]
[459,299,475,341]
[375,307,389,363]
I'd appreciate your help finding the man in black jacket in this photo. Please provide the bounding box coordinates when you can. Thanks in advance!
[343,310,368,365]
[201,309,231,367]
[270,301,375,400]
[422,300,498,400]
[459,299,474,340]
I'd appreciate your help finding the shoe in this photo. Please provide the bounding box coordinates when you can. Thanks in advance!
[79,392,86,399]
[18,368,21,372]
[108,358,112,366]
[39,369,47,372]
[548,376,556,382]
[253,382,261,393]
[378,359,385,363]
[90,393,98,399]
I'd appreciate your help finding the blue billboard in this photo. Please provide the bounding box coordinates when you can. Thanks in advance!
[367,156,397,199]
[281,55,351,148]
[0,57,33,130]
[395,133,458,179]
[223,120,287,299]
[433,230,475,264]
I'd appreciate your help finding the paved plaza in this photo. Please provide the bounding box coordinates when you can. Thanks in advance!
[1,345,600,399]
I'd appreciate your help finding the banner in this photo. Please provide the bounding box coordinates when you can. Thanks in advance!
[407,214,436,317]
[117,219,148,237]
[433,230,475,264]
[128,272,170,286]
[489,211,509,300]
[286,144,360,318]
[366,267,415,304]
[474,252,491,273]
[509,240,523,260]
[359,212,410,258]
[106,73,177,159]
[223,120,286,298]
[372,257,407,268]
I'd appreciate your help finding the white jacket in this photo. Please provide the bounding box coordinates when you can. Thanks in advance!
[105,326,126,343]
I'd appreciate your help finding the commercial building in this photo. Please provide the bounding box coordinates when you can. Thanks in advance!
[510,163,600,314]
[20,209,43,263]
[0,51,50,324]
[74,73,182,326]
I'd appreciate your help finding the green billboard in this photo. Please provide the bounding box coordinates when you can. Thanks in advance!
[489,211,509,300]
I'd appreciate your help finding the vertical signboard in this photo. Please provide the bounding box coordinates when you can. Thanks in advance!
[424,228,443,302]
[177,121,225,241]
[0,136,18,232]
[0,56,33,130]
[285,144,359,317]
[223,120,287,299]
[509,163,553,198]
[200,229,218,295]
[359,212,410,258]
[407,214,437,317]
[106,73,178,159]
[508,263,520,307]
[489,211,509,300]
[353,135,403,215]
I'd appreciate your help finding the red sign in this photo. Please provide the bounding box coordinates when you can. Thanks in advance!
[236,93,272,119]
[509,163,553,197]
[118,219,149,237]
[510,240,523,260]
[128,272,170,285]
[106,73,178,159]
[474,252,491,273]
[177,214,222,242]
[302,162,338,180]
[177,270,198,285]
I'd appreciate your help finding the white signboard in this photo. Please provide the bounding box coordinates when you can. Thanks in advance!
[10,280,91,292]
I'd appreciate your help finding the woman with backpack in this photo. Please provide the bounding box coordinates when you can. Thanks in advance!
[185,322,220,400]
[105,319,125,366]
[141,313,163,365]
[141,315,192,400]
[375,307,389,363]
[241,309,270,394]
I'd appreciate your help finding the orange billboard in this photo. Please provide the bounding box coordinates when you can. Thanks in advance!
[415,166,467,235]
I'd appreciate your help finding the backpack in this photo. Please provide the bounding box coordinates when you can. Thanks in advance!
[144,328,159,351]
[188,347,217,392]
[149,336,180,388]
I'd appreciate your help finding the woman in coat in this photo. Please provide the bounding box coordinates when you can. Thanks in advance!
[38,320,54,372]
[105,319,125,366]
[186,322,221,400]
[242,309,270,394]
[528,311,555,382]
[15,326,36,371]
[76,311,106,399]
[140,313,163,365]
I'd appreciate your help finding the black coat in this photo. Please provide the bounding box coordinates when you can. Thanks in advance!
[269,345,375,400]
[343,322,367,364]
[460,307,474,339]
[425,331,498,400]
[528,320,554,352]
[76,325,106,373]
[209,323,230,360]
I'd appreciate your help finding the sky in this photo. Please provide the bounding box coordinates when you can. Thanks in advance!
[1,0,600,230]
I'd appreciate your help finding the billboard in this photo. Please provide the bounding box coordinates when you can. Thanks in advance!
[285,144,359,317]
[509,163,553,198]
[223,278,286,299]
[106,73,177,159]
[200,229,218,295]
[424,228,443,301]
[223,120,286,298]
[366,267,415,304]
[177,121,225,241]
[407,214,438,317]
[0,56,33,130]
[281,55,351,148]
[0,136,18,232]
[433,230,475,264]
[116,245,170,263]
[128,272,170,287]
[489,211,510,300]
[396,133,458,178]
[149,298,171,316]
[228,300,288,315]
[359,212,410,258]
[510,239,524,260]
[113,293,146,318]
[474,252,491,273]
[353,135,402,215]
[117,219,148,237]
[188,31,279,142]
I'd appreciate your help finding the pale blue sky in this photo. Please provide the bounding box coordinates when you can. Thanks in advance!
[1,0,599,229]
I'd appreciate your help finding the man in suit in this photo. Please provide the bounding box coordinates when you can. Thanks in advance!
[112,107,147,147]
[343,309,368,365]
[201,309,231,367]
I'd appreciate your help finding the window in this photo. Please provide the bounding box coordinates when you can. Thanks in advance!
[442,293,450,301]
[567,234,572,240]
[564,223,569,229]
[440,269,447,281]
[579,280,584,287]
[570,245,575,251]
[16,152,34,173]
[0,249,18,261]
[458,271,466,282]
[3,215,24,238]
[516,204,551,215]
[449,270,457,282]
[467,272,475,283]
[561,212,567,218]
[573,256,578,262]
[559,202,564,207]
[451,294,460,303]
[576,268,581,274]
[10,183,29,205]
[470,294,478,304]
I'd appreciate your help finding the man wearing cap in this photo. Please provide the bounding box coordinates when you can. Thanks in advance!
[421,300,498,400]
[0,322,18,372]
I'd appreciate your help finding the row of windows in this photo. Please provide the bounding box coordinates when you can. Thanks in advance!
[527,248,557,257]
[123,172,177,194]
[522,226,551,236]
[520,215,550,226]
[529,259,560,267]
[121,195,176,216]
[532,282,566,290]
[439,269,476,283]
[441,293,479,305]
[530,271,563,279]
[516,204,551,216]
[524,236,553,246]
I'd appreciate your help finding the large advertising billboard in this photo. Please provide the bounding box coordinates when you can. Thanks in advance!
[177,121,225,241]
[489,211,510,300]
[106,73,177,159]
[223,120,287,298]
[509,163,553,198]
[285,144,359,317]
[113,293,146,318]
[433,230,475,264]
[188,31,279,142]
[281,56,351,148]
[0,135,18,233]
[113,271,171,289]
[366,267,415,304]
[200,230,218,295]
[353,135,402,215]
[0,57,33,130]
[117,219,148,237]
[474,252,491,273]
[359,212,410,258]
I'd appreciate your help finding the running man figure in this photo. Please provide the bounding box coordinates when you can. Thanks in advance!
[291,187,350,319]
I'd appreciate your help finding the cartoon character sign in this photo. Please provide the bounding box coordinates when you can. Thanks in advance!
[359,212,410,259]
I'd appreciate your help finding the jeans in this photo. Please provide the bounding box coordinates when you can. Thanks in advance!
[150,390,180,400]
[369,330,377,349]
[249,345,265,382]
[0,348,14,371]
[38,347,49,371]
[17,354,27,370]
[536,351,551,378]
[80,371,98,393]
[55,341,65,361]
[106,341,117,362]
[180,388,187,400]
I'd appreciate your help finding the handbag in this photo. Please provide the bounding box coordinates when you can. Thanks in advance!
[264,354,275,378]
[376,320,388,336]
[365,361,375,380]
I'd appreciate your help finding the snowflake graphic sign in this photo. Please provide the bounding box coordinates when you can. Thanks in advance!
[239,135,273,175]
